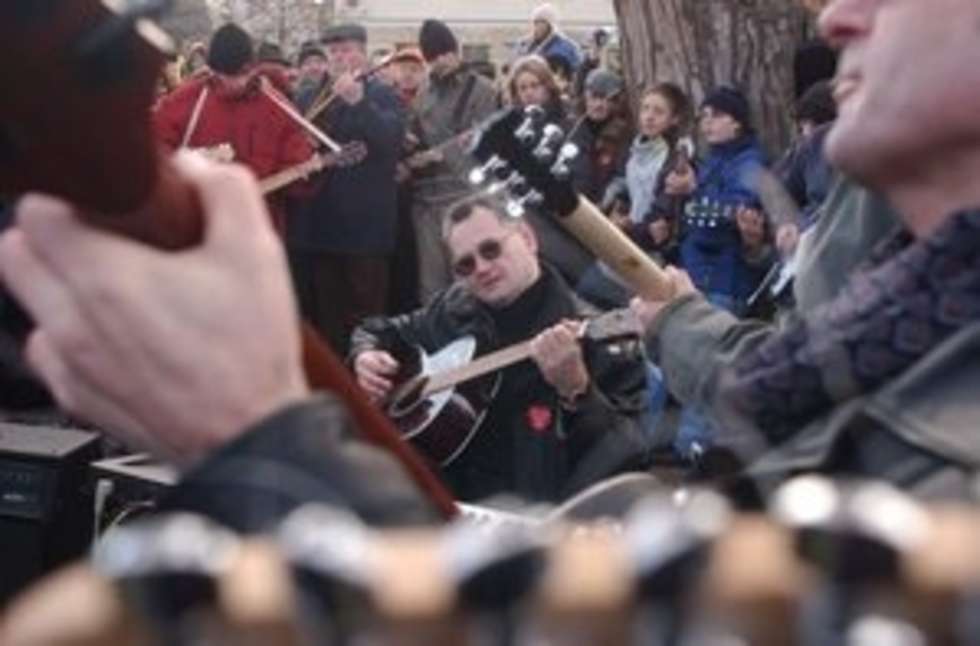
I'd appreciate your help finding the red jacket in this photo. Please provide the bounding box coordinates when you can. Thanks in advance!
[154,64,315,232]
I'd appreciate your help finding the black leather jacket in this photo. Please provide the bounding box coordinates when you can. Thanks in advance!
[350,266,652,503]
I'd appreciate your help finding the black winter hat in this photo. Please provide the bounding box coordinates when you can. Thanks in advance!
[701,86,752,131]
[419,19,459,62]
[208,23,254,75]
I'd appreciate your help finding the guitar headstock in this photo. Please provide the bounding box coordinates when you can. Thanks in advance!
[468,106,580,219]
[0,0,176,214]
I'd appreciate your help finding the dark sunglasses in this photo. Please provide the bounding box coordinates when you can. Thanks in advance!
[451,233,514,277]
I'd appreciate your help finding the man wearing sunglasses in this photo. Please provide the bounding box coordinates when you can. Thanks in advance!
[351,195,652,504]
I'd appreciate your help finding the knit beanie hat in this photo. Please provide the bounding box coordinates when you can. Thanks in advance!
[531,3,559,25]
[419,19,459,62]
[701,86,752,131]
[208,23,254,75]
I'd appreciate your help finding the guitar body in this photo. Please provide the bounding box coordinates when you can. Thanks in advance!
[386,336,500,467]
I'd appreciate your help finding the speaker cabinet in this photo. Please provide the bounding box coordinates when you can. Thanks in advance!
[0,423,100,607]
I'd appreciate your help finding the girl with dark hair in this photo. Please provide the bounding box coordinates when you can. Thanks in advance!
[507,55,568,125]
[576,82,693,309]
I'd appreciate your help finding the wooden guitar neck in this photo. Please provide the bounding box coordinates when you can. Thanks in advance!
[557,196,674,301]
[421,340,535,398]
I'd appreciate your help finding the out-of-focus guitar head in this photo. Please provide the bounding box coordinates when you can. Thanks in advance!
[0,0,204,247]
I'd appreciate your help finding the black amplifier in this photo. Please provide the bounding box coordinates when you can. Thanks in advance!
[0,423,101,607]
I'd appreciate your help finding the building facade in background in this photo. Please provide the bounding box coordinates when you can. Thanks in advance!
[166,0,615,71]
[335,0,616,69]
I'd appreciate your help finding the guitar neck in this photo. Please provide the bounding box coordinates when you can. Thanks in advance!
[421,339,535,398]
[558,196,674,301]
[259,156,321,195]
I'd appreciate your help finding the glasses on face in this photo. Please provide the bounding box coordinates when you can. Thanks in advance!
[451,233,515,278]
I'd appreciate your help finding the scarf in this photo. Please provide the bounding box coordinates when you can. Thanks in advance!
[625,135,670,224]
[719,209,980,443]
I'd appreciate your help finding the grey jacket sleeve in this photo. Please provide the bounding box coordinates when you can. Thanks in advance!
[161,394,441,532]
[648,295,777,407]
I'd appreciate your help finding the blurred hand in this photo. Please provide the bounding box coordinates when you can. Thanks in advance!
[664,164,696,196]
[775,222,800,257]
[353,350,401,403]
[530,320,589,400]
[0,153,309,466]
[629,266,698,330]
[404,131,421,152]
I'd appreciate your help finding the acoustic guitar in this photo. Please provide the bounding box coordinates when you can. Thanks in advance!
[382,308,642,466]
[258,141,367,195]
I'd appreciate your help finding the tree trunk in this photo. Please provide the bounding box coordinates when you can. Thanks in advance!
[613,0,815,154]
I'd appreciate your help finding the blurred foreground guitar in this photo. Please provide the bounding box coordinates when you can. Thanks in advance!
[0,0,456,518]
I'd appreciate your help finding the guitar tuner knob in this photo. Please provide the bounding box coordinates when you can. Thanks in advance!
[522,105,546,122]
[558,142,580,161]
[506,190,544,218]
[468,155,505,185]
[550,160,572,181]
[542,123,564,140]
[503,171,527,190]
[532,147,555,163]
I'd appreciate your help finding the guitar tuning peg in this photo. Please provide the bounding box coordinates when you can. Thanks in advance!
[468,155,506,185]
[542,124,565,145]
[491,171,525,197]
[505,190,544,218]
[558,142,580,161]
[531,123,566,162]
[506,200,526,219]
[515,119,538,147]
[550,162,571,181]
[523,105,546,122]
[511,176,530,196]
[549,142,580,181]
[504,171,526,191]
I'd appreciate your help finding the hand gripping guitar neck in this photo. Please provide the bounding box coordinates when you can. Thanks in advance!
[0,0,457,519]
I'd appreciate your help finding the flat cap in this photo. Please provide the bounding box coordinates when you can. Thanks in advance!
[321,23,367,45]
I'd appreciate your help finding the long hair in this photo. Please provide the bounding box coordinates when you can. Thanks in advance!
[506,55,561,107]
[639,82,692,146]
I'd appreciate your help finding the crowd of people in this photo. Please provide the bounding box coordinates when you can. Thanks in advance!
[2,0,980,540]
